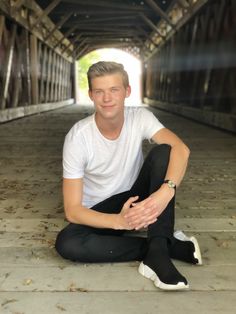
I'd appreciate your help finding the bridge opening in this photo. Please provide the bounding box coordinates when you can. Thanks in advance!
[76,48,142,106]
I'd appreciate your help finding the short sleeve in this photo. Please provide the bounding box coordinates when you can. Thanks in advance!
[62,132,86,179]
[138,108,164,140]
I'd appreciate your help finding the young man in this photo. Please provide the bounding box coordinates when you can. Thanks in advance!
[55,61,202,291]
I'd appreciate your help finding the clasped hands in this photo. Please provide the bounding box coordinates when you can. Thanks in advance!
[117,185,175,230]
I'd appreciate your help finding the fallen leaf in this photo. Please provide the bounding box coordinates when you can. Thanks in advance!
[78,288,88,292]
[216,240,230,248]
[56,304,66,311]
[1,299,18,307]
[23,278,33,285]
[68,282,77,292]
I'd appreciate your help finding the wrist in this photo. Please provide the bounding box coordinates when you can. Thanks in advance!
[161,183,175,199]
[113,213,125,230]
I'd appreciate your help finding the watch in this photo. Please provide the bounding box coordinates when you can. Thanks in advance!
[163,179,176,191]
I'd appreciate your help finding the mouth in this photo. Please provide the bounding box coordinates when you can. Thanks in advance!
[101,105,115,109]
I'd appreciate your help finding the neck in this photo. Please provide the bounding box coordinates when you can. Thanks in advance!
[95,112,124,140]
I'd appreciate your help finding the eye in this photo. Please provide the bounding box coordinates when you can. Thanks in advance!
[94,90,103,96]
[111,88,119,93]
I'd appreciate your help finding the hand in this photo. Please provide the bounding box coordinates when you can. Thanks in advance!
[115,196,139,230]
[124,185,175,230]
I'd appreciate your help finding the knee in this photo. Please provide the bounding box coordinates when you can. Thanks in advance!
[55,230,71,260]
[145,144,171,177]
[55,227,92,262]
[55,229,81,262]
[148,144,171,164]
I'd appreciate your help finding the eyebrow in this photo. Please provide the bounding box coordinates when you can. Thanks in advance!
[93,86,122,90]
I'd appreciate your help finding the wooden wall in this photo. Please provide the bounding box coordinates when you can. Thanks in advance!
[144,0,236,132]
[0,14,73,121]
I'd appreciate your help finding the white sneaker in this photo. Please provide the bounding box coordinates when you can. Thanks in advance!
[138,262,189,291]
[174,230,202,265]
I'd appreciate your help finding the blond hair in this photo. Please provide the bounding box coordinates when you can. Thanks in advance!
[87,61,129,90]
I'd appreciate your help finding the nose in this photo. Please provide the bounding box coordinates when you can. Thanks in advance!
[103,91,112,102]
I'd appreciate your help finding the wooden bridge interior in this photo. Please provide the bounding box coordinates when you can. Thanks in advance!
[0,1,236,313]
[0,0,235,131]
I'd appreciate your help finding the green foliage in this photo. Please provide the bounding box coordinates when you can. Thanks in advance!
[77,51,100,91]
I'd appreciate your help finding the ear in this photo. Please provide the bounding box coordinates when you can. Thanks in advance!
[125,85,131,98]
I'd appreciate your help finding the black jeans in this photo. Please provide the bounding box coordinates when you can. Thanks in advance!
[55,144,175,263]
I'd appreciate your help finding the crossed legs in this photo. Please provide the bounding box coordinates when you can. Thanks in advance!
[55,145,201,290]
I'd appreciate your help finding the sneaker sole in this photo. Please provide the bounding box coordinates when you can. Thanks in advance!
[138,262,189,291]
[174,231,203,265]
[190,236,203,265]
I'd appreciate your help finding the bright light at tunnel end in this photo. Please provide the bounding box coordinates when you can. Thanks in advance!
[78,48,142,106]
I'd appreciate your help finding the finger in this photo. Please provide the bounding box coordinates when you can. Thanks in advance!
[125,203,155,219]
[131,198,155,212]
[126,207,158,226]
[124,196,139,208]
[134,217,158,230]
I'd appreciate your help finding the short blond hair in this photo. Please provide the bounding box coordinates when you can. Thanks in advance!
[87,61,129,90]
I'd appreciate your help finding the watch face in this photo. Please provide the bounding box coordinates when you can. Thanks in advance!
[168,180,175,188]
[170,182,175,188]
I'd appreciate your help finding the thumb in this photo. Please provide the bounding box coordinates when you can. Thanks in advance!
[124,196,139,208]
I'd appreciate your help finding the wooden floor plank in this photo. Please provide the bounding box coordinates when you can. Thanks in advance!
[0,233,235,266]
[1,291,236,314]
[0,265,236,292]
[0,218,235,232]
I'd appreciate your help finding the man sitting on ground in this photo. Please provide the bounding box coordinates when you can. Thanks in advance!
[55,61,202,291]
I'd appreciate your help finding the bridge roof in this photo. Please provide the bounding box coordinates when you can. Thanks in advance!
[33,0,197,59]
[0,0,206,60]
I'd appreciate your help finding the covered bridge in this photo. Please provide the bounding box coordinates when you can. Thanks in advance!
[0,1,236,313]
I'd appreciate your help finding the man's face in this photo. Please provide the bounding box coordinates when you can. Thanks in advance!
[88,73,131,120]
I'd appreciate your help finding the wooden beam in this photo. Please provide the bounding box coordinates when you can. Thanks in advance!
[75,44,89,59]
[140,13,165,39]
[144,0,174,27]
[78,31,140,37]
[0,15,5,45]
[12,36,23,108]
[57,56,63,100]
[66,20,142,28]
[0,24,17,110]
[68,15,137,24]
[31,0,61,29]
[21,28,31,106]
[72,38,89,57]
[30,34,39,105]
[54,25,78,49]
[144,0,209,61]
[61,59,66,99]
[39,45,48,103]
[83,37,141,45]
[54,54,60,101]
[44,12,73,41]
[0,0,73,62]
[45,50,52,102]
[13,0,25,8]
[175,0,189,9]
[61,0,152,12]
[55,9,146,15]
[50,52,57,101]
[135,25,157,47]
[63,24,139,33]
[61,33,82,54]
[9,0,25,15]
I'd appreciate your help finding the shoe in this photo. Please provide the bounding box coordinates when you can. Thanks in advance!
[174,230,202,265]
[138,262,189,291]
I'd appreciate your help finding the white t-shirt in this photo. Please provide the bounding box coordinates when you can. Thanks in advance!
[63,107,164,207]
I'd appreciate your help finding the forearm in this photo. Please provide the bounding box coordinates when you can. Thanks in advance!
[65,205,118,229]
[164,142,190,188]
